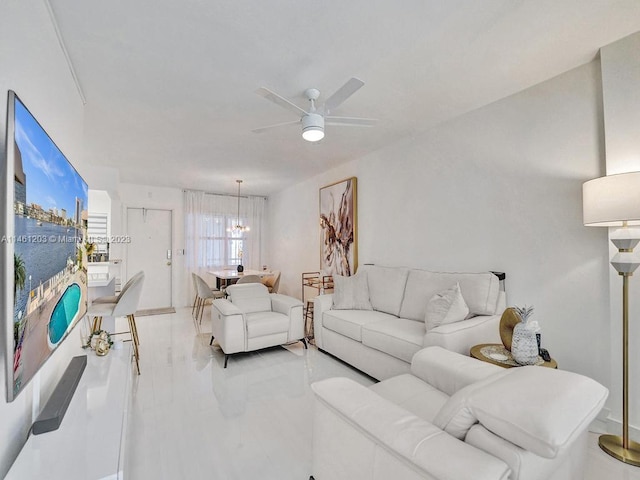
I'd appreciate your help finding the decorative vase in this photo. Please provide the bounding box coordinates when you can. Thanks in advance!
[237,264,244,273]
[95,339,110,356]
[511,321,538,365]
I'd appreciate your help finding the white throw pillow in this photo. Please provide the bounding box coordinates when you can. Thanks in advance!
[425,282,469,330]
[332,273,373,310]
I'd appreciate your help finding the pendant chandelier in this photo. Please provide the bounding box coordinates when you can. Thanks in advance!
[228,180,250,233]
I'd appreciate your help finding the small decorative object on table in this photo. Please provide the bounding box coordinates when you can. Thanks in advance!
[511,305,540,365]
[237,249,244,272]
[83,330,113,356]
[499,307,521,351]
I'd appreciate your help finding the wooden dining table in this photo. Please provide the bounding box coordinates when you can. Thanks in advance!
[207,269,273,289]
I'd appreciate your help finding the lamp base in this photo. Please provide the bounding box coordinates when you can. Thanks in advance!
[599,434,640,466]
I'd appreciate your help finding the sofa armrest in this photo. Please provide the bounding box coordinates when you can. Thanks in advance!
[271,294,304,341]
[311,377,510,480]
[211,299,246,354]
[313,293,334,348]
[411,347,503,397]
[424,314,501,355]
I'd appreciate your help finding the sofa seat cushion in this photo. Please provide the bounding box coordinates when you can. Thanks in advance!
[361,318,424,363]
[323,309,394,342]
[370,373,449,422]
[245,311,290,338]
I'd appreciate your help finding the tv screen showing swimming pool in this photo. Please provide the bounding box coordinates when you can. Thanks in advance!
[3,91,88,401]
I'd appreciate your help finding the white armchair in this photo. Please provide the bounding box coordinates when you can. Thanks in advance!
[210,283,305,367]
[309,347,609,480]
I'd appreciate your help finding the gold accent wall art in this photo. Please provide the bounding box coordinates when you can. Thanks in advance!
[319,177,357,276]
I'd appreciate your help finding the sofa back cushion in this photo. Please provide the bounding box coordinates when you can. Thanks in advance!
[226,283,272,314]
[358,265,409,317]
[332,272,373,310]
[433,366,609,458]
[400,270,500,321]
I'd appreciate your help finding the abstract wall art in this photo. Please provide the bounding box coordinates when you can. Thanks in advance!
[319,177,357,276]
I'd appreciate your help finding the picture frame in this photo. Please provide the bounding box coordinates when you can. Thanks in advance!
[319,177,357,276]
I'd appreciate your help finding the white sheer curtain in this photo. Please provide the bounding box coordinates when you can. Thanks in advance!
[184,189,267,303]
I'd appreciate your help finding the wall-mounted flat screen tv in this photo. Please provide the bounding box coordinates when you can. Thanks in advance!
[3,91,88,401]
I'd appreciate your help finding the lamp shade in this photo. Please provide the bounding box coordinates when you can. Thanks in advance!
[583,172,640,227]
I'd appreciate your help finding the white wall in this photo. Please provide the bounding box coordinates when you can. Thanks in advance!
[270,61,611,392]
[0,1,88,476]
[600,31,640,436]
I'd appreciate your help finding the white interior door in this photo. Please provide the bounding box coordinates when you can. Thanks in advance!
[126,208,172,310]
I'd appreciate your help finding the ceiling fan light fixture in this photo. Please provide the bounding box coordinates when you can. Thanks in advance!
[301,113,325,142]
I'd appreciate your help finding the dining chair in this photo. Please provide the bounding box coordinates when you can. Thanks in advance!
[86,272,145,374]
[261,270,281,293]
[194,273,224,324]
[191,273,199,318]
[236,274,261,284]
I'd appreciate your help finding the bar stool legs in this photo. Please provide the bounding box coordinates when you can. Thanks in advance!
[127,314,141,375]
[91,314,141,375]
[91,316,103,333]
[192,293,198,318]
[304,300,314,344]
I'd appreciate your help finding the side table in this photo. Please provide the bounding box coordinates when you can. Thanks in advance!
[302,272,334,344]
[470,343,557,369]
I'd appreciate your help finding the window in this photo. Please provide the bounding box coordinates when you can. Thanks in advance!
[189,213,248,269]
[184,189,265,277]
[87,213,109,256]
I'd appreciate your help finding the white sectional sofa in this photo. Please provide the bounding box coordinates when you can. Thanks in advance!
[310,347,608,480]
[313,265,505,380]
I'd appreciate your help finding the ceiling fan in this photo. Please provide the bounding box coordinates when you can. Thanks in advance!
[252,77,377,142]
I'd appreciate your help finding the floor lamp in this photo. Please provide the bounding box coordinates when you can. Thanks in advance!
[583,171,640,466]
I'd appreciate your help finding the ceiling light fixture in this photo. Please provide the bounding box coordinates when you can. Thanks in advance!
[227,180,250,233]
[301,113,325,142]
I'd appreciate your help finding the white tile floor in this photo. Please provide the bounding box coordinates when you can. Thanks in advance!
[124,307,640,480]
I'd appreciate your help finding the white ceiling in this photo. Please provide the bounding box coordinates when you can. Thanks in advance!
[49,0,640,196]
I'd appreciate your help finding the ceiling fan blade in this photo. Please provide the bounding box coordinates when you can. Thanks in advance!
[251,120,300,133]
[255,87,308,117]
[325,116,377,127]
[323,78,365,113]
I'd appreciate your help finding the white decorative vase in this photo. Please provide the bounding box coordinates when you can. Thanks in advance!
[511,321,538,365]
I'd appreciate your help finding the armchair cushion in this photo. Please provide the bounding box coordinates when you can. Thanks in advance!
[434,366,609,458]
[225,283,271,313]
[312,377,511,480]
[245,311,290,338]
